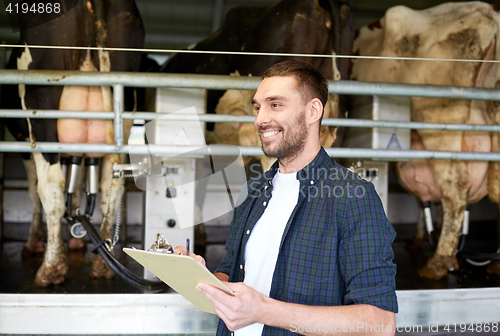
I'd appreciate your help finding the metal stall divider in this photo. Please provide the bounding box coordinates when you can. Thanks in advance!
[1,70,500,334]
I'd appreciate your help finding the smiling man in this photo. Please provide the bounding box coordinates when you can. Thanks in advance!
[177,60,398,336]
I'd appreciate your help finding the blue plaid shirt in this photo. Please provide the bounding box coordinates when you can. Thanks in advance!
[215,148,398,335]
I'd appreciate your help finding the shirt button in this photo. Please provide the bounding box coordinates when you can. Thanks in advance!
[263,201,267,206]
[246,230,250,234]
[264,186,268,189]
[240,264,243,269]
[310,180,314,185]
[268,180,272,185]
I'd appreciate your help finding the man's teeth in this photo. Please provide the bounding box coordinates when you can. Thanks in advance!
[263,131,279,138]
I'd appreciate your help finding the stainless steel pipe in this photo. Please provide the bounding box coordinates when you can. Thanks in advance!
[1,70,500,101]
[0,142,500,161]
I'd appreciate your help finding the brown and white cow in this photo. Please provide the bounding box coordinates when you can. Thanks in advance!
[351,1,500,279]
[1,0,144,286]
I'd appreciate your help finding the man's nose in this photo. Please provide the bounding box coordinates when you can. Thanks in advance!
[254,106,271,128]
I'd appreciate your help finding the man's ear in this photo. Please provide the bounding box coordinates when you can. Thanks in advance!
[307,98,323,125]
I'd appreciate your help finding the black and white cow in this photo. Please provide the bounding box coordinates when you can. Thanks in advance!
[159,0,354,255]
[162,0,355,152]
[1,0,144,286]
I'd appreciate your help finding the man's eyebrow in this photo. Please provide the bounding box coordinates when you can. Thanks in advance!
[266,95,287,102]
[252,95,288,105]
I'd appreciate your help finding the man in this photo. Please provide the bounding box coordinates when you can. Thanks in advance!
[176,60,398,335]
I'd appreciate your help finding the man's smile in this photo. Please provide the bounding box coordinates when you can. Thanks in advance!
[260,130,281,141]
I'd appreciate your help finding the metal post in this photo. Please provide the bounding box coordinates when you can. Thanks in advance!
[113,84,124,147]
[0,119,3,253]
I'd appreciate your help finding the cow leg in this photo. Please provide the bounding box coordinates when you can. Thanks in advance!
[22,156,46,256]
[32,153,67,287]
[418,159,469,280]
[90,153,121,278]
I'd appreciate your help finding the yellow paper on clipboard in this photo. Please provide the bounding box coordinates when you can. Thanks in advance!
[123,247,233,314]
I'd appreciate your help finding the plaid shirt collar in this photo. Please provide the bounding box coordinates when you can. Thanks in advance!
[258,147,330,190]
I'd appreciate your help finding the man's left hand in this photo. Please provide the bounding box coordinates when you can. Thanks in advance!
[196,281,270,331]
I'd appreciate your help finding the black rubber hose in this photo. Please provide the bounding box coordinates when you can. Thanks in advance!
[457,234,466,252]
[85,194,96,217]
[82,218,165,290]
[458,251,500,260]
[84,219,167,291]
[60,157,70,166]
[78,215,169,291]
[428,232,437,251]
[66,193,73,217]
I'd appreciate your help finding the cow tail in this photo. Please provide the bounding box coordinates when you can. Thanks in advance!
[93,0,107,50]
[92,0,113,145]
[16,45,36,147]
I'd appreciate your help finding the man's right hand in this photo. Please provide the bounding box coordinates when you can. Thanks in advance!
[173,246,206,267]
[172,247,229,282]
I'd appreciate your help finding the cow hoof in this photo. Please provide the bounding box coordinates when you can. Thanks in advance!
[34,261,68,287]
[486,260,500,275]
[90,254,114,279]
[68,237,86,251]
[21,241,45,258]
[418,255,459,280]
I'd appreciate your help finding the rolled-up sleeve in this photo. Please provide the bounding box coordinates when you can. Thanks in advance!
[339,181,398,313]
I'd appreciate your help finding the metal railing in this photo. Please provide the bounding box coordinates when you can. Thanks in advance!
[1,69,500,161]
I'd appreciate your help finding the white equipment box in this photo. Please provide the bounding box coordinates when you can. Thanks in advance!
[343,95,411,214]
[141,87,206,280]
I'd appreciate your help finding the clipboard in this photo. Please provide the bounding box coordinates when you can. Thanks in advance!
[123,247,233,314]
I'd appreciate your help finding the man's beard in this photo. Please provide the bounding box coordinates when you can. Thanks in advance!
[258,111,308,160]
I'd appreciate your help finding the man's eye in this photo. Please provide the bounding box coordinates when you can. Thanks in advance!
[272,103,280,108]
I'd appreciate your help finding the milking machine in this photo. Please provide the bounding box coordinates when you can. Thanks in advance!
[59,87,205,289]
[61,153,168,291]
[422,202,500,267]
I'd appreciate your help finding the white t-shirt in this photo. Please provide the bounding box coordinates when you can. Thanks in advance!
[234,169,300,336]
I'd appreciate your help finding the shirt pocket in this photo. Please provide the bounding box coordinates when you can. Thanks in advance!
[286,238,335,301]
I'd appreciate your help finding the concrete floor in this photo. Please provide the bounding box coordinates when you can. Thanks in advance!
[1,219,499,335]
[2,219,500,292]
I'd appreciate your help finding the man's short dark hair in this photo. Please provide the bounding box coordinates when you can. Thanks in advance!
[261,60,329,109]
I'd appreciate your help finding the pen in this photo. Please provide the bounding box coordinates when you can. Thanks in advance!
[185,238,190,256]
